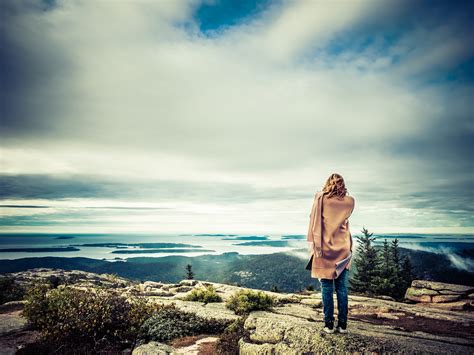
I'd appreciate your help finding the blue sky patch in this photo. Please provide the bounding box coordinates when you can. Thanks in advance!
[193,0,278,34]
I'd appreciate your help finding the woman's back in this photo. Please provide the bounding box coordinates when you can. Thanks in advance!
[310,193,355,279]
[322,195,354,230]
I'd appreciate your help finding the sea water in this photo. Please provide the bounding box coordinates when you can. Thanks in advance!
[0,233,472,262]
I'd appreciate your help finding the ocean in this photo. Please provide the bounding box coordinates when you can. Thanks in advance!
[0,233,473,265]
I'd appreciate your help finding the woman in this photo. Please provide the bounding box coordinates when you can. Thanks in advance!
[307,173,355,334]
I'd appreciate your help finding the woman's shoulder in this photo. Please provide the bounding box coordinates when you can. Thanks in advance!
[328,194,354,206]
[346,195,355,206]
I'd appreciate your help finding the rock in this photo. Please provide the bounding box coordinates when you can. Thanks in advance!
[240,311,474,354]
[406,287,439,297]
[375,306,393,313]
[376,312,400,320]
[4,270,474,354]
[375,295,396,301]
[172,286,194,293]
[149,298,239,322]
[132,341,176,354]
[405,280,474,305]
[0,300,27,313]
[300,298,323,308]
[411,280,474,294]
[272,303,322,321]
[0,310,28,336]
[239,338,275,354]
[142,281,164,288]
[423,299,474,311]
[2,268,132,290]
[431,294,462,303]
[404,289,433,303]
[468,293,474,300]
[274,294,302,304]
[172,336,220,354]
[179,279,198,286]
[143,291,176,297]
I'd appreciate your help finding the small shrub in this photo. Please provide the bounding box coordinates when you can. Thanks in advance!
[225,289,275,315]
[183,285,222,303]
[23,282,164,351]
[215,316,250,355]
[0,276,26,304]
[138,303,231,343]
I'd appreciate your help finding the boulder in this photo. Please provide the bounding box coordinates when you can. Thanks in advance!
[404,288,433,303]
[179,279,198,286]
[411,280,474,294]
[132,341,176,355]
[431,294,462,303]
[405,280,474,305]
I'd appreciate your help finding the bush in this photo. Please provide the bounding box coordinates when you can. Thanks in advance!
[23,282,164,351]
[138,303,231,343]
[225,289,275,315]
[215,316,250,355]
[0,276,26,304]
[182,285,222,303]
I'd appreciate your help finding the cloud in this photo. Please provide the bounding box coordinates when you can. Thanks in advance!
[0,0,473,233]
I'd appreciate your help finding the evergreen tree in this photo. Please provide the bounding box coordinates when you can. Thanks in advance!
[372,239,397,296]
[390,239,401,266]
[389,239,403,298]
[349,227,381,295]
[400,255,414,295]
[185,264,194,279]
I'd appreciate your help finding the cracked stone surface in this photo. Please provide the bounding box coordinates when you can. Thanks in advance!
[1,268,473,354]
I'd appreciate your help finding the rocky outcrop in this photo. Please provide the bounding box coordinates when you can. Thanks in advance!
[405,279,474,311]
[3,267,133,289]
[132,336,220,355]
[1,268,474,354]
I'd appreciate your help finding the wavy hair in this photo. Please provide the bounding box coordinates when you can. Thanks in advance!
[322,173,348,198]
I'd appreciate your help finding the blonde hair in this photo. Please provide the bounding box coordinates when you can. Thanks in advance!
[322,173,348,198]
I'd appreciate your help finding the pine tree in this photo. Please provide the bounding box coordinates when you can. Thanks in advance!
[185,264,194,279]
[372,239,397,296]
[349,227,381,295]
[400,255,414,295]
[389,239,403,298]
[390,238,405,299]
[390,239,401,266]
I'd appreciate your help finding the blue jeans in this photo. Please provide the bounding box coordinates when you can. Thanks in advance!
[319,268,349,323]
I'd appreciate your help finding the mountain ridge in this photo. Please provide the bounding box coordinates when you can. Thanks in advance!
[1,268,473,354]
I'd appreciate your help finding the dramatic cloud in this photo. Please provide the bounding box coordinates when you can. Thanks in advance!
[0,0,473,234]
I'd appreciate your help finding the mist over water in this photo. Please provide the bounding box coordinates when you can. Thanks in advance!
[0,233,472,272]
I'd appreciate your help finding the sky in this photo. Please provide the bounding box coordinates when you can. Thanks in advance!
[0,0,473,235]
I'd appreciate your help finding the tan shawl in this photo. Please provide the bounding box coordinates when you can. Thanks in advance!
[307,190,355,279]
